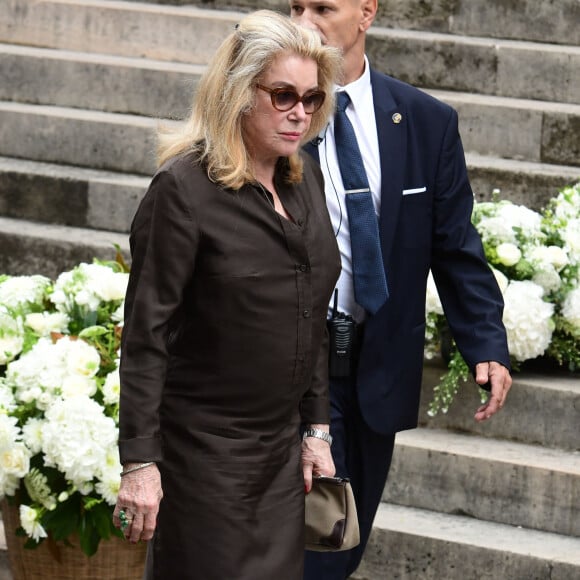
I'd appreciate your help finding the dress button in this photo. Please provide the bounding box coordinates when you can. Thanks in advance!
[303,310,311,318]
[299,264,308,272]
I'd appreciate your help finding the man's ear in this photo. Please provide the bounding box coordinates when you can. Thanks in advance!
[360,0,377,31]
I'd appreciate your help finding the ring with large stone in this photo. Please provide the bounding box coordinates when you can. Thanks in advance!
[119,509,131,531]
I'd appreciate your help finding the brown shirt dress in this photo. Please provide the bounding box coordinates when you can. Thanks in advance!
[119,152,340,579]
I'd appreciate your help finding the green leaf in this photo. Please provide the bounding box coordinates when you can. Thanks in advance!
[43,494,81,542]
[78,325,109,339]
[78,514,102,557]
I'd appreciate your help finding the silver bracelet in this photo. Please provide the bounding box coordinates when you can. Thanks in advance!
[302,428,333,446]
[120,462,155,477]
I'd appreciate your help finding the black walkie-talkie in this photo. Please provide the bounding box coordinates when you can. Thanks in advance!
[328,289,357,378]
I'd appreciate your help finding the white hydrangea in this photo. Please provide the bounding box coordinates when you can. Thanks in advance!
[562,288,580,329]
[497,203,543,239]
[496,243,521,266]
[563,219,580,263]
[6,336,101,410]
[502,281,554,361]
[41,396,118,489]
[0,414,21,452]
[0,275,51,310]
[476,202,543,246]
[50,263,128,316]
[476,217,517,245]
[532,266,562,294]
[21,418,44,455]
[0,310,24,365]
[25,312,69,337]
[0,378,16,412]
[19,504,48,541]
[95,447,122,505]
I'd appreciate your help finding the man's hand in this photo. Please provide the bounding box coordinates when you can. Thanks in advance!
[301,424,335,493]
[473,361,512,422]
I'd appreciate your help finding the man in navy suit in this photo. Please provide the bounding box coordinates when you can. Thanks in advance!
[290,0,513,577]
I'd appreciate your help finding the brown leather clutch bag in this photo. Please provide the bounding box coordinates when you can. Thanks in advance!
[305,476,360,552]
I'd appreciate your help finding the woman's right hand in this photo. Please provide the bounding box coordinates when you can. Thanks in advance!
[113,463,163,543]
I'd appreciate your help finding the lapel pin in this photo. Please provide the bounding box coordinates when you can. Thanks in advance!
[392,113,402,124]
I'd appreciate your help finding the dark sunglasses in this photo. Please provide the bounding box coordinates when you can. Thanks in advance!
[256,84,326,114]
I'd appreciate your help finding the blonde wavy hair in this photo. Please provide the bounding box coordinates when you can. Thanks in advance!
[157,10,342,189]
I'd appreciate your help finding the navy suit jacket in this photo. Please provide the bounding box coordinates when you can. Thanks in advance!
[305,68,510,436]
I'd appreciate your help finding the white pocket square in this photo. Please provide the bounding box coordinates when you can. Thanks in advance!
[402,187,427,196]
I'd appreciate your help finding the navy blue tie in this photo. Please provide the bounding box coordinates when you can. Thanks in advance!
[334,91,388,314]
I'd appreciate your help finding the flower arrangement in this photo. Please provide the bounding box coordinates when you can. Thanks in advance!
[426,182,580,415]
[0,252,130,556]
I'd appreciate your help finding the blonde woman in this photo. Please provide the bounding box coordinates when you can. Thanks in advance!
[113,10,342,579]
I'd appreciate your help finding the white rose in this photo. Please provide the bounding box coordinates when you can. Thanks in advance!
[0,442,31,477]
[61,375,97,399]
[545,246,569,271]
[496,243,521,266]
[56,337,101,378]
[94,272,129,302]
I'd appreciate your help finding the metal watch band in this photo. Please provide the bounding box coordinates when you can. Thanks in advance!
[302,428,333,446]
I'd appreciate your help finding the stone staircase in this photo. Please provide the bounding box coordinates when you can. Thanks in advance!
[352,363,580,579]
[0,0,579,578]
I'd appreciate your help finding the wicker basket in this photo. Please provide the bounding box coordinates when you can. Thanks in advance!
[1,500,147,580]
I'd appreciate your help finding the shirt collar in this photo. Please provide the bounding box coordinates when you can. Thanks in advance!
[335,55,372,114]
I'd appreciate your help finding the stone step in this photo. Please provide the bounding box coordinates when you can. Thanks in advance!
[419,360,580,452]
[0,102,160,175]
[0,153,577,241]
[0,44,203,119]
[428,90,580,168]
[0,216,130,278]
[1,1,579,105]
[0,0,238,64]
[465,154,580,211]
[367,30,580,106]
[384,428,580,537]
[2,94,579,184]
[0,157,147,233]
[352,503,580,580]
[166,0,580,47]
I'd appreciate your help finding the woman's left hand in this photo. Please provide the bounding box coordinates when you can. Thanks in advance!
[113,463,163,543]
[301,425,335,493]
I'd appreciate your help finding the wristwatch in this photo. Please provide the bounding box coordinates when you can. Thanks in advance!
[302,428,333,446]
